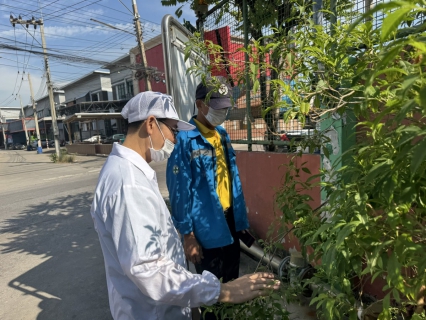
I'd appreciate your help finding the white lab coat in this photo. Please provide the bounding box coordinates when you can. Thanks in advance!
[91,143,220,320]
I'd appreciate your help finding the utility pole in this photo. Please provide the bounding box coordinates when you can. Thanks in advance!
[10,15,60,156]
[0,108,7,150]
[28,73,43,154]
[131,0,151,91]
[18,95,29,147]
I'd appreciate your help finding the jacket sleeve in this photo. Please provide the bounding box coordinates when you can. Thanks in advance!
[107,185,220,307]
[166,134,193,235]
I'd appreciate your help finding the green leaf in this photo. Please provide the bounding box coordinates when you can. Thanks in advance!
[377,45,403,69]
[314,95,320,108]
[286,53,294,67]
[323,146,330,159]
[401,74,418,95]
[419,86,426,106]
[365,161,391,182]
[301,167,311,174]
[378,308,391,320]
[250,63,256,75]
[336,222,360,247]
[375,67,408,78]
[365,85,377,97]
[411,137,426,175]
[409,40,426,52]
[395,100,416,122]
[261,107,272,119]
[253,79,260,94]
[300,102,310,114]
[381,6,415,41]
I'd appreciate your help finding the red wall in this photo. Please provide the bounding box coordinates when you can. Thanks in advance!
[236,151,321,251]
[137,43,167,94]
[204,26,244,82]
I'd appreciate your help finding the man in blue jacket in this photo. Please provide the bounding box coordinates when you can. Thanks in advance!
[167,77,250,300]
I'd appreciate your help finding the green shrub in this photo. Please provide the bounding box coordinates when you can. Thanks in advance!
[50,149,75,163]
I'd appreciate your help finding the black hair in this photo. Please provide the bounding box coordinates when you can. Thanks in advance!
[127,120,145,132]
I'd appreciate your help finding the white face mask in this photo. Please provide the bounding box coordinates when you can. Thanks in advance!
[149,119,175,162]
[203,107,229,127]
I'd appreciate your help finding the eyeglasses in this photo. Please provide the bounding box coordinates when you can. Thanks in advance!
[158,120,179,138]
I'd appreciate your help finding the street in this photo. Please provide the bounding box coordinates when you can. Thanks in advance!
[0,150,170,320]
[0,150,110,320]
[0,149,315,320]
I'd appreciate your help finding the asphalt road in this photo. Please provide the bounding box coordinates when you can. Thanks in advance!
[0,149,315,320]
[0,150,169,320]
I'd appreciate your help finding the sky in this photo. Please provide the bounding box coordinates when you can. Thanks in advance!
[0,0,196,109]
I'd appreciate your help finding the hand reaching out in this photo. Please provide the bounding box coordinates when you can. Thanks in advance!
[218,273,281,304]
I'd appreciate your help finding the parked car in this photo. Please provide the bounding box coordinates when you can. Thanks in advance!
[103,134,126,144]
[83,135,106,143]
[12,143,26,150]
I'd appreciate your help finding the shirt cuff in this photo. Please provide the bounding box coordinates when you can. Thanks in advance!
[200,271,221,306]
[175,220,193,235]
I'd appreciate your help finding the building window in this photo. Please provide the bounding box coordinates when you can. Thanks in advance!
[91,92,99,101]
[112,86,118,100]
[117,83,126,100]
[126,80,134,97]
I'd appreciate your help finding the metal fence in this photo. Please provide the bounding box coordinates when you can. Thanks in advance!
[199,0,424,151]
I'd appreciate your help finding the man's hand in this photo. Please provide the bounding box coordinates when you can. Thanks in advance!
[218,273,280,304]
[184,233,204,264]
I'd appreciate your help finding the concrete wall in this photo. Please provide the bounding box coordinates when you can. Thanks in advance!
[66,144,113,155]
[109,55,133,85]
[63,73,110,103]
[236,151,321,252]
[0,108,21,121]
[30,92,66,117]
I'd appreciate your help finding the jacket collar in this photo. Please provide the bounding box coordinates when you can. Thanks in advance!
[187,117,226,138]
[110,143,155,180]
[187,117,202,138]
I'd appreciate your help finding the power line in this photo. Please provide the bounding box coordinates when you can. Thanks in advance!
[0,21,136,44]
[0,6,129,34]
[97,2,133,16]
[0,43,110,65]
[42,0,102,19]
[0,62,102,76]
[0,3,159,33]
[117,0,134,15]
[27,0,61,15]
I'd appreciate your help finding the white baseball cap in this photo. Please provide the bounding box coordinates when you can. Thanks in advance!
[121,91,195,131]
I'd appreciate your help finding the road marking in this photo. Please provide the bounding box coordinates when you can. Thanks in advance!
[43,169,101,181]
[44,174,76,181]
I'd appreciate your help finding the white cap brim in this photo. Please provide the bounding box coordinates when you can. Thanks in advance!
[174,118,195,131]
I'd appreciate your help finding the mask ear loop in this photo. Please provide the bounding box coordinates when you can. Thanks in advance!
[149,118,167,150]
[154,118,167,140]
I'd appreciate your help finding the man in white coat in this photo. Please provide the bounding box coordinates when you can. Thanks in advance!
[90,91,280,320]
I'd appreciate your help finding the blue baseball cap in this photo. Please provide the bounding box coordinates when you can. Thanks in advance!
[195,76,233,110]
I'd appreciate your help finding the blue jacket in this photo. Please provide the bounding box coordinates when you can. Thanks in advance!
[166,118,249,249]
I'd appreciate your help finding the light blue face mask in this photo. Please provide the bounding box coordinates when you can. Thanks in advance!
[149,119,175,162]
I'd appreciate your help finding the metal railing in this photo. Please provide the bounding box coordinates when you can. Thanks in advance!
[199,0,425,151]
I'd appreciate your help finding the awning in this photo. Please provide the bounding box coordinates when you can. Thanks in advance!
[63,113,124,123]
